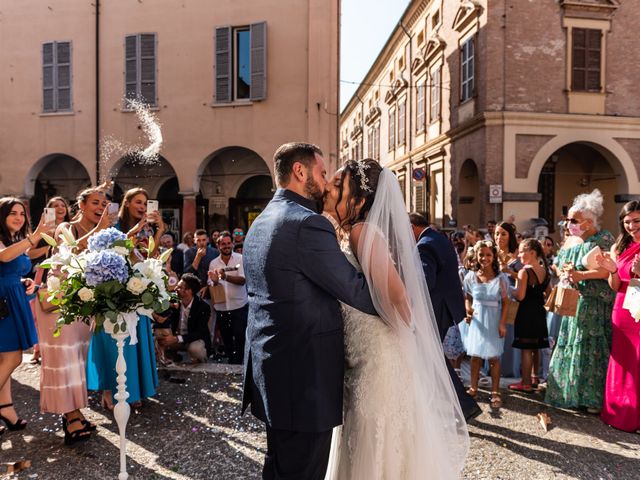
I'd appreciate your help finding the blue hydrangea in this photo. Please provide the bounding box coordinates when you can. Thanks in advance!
[87,227,127,252]
[84,250,129,286]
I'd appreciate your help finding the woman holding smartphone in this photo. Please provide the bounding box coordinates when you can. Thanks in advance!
[34,187,111,444]
[87,187,165,410]
[0,197,50,434]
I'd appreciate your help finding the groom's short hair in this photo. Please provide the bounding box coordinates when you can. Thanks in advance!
[274,142,323,187]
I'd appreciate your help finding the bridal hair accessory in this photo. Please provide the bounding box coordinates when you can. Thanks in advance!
[355,160,372,192]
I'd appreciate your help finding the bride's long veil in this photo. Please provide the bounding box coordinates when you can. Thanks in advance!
[357,168,469,477]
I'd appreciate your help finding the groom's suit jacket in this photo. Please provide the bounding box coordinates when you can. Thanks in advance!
[417,227,466,341]
[242,188,376,432]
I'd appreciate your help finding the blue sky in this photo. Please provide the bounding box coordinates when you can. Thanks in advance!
[340,0,410,111]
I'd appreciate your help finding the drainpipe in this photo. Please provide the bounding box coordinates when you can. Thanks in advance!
[399,21,413,209]
[95,1,101,184]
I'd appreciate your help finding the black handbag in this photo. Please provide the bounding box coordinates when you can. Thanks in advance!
[0,298,10,320]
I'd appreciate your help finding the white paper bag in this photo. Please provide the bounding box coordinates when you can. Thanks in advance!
[581,245,603,270]
[622,278,640,313]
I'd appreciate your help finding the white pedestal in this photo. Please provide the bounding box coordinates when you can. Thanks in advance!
[111,332,131,480]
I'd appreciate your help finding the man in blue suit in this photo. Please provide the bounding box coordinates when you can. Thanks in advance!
[409,212,481,422]
[243,143,377,480]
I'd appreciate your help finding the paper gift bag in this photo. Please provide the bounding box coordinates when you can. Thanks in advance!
[504,298,519,325]
[544,286,558,313]
[622,278,640,313]
[554,287,579,317]
[209,284,226,304]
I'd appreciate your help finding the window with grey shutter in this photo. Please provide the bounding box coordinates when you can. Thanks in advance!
[460,37,474,102]
[42,41,72,112]
[388,108,396,151]
[398,101,406,145]
[215,22,267,103]
[124,33,157,106]
[250,22,267,101]
[215,27,232,103]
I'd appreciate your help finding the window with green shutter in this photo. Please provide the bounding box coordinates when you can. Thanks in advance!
[42,41,72,113]
[124,33,157,106]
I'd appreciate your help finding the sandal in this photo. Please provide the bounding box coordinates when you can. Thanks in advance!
[62,417,91,446]
[466,387,477,398]
[490,392,502,409]
[0,403,27,431]
[508,381,534,393]
[531,375,540,388]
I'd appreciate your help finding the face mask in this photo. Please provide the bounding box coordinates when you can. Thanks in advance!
[567,222,584,237]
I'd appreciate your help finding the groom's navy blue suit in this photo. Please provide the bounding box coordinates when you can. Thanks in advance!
[243,188,376,479]
[417,227,481,421]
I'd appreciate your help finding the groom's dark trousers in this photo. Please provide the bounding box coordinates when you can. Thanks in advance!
[417,227,481,420]
[242,188,377,479]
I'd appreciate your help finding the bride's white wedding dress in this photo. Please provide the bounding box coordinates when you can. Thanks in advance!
[324,169,468,480]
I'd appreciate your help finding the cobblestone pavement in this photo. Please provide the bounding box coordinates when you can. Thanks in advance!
[1,358,638,480]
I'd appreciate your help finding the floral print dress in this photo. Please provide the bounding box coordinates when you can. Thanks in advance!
[546,230,614,409]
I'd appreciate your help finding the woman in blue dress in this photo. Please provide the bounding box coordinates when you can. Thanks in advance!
[87,188,166,409]
[0,197,50,431]
[460,240,509,409]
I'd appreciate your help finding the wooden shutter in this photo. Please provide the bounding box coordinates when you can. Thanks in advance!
[125,35,138,101]
[56,42,71,110]
[250,22,267,101]
[398,101,406,145]
[388,108,396,150]
[572,28,601,92]
[215,27,232,103]
[140,34,156,105]
[42,43,55,112]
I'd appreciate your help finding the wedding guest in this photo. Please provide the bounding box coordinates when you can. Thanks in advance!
[0,197,48,432]
[233,243,243,254]
[35,187,110,444]
[87,187,163,410]
[597,201,640,432]
[208,232,248,365]
[508,239,550,392]
[184,229,219,288]
[546,189,614,413]
[157,273,211,363]
[232,227,245,245]
[461,241,509,409]
[210,230,220,246]
[484,220,497,242]
[177,231,194,252]
[495,221,522,378]
[28,196,71,364]
[160,233,183,278]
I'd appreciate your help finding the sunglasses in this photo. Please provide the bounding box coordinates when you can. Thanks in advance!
[565,218,582,225]
[233,232,244,236]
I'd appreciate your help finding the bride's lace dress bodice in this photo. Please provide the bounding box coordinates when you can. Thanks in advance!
[332,240,416,479]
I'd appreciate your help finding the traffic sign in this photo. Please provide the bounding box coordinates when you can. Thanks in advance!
[412,167,426,181]
[489,184,502,204]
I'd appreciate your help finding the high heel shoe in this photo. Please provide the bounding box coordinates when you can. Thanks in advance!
[101,395,114,412]
[0,403,27,431]
[62,417,91,446]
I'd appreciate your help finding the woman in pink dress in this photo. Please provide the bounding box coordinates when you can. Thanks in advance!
[35,187,109,445]
[597,200,640,433]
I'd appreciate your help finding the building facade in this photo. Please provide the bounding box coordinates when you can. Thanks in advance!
[340,0,640,236]
[0,0,339,234]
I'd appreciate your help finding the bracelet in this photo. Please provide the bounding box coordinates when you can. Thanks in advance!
[26,235,35,246]
[610,268,618,275]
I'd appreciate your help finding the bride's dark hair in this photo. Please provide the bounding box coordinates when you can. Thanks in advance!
[335,158,383,228]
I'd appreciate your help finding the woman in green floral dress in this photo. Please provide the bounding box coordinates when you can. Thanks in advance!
[546,190,614,412]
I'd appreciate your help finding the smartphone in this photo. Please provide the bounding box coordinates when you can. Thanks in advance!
[44,208,56,227]
[108,203,119,215]
[147,200,159,215]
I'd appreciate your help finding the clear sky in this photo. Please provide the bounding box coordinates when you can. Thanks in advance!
[340,0,411,111]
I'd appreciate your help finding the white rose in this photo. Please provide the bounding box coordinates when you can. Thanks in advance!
[126,276,148,295]
[46,276,61,292]
[113,246,129,256]
[78,287,95,302]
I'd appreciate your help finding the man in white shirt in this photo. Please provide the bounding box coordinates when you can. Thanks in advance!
[208,232,248,364]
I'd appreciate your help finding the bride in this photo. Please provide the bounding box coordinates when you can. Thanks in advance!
[322,159,469,479]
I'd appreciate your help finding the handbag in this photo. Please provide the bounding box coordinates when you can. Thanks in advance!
[554,286,579,317]
[544,286,558,313]
[504,297,519,325]
[35,268,58,314]
[208,284,226,304]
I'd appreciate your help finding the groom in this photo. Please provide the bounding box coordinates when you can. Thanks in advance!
[242,143,377,480]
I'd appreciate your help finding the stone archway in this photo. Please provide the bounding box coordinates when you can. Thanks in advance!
[457,159,481,228]
[110,155,178,204]
[196,146,272,231]
[26,153,91,221]
[537,142,625,235]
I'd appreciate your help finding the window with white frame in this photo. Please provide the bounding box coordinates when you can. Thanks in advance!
[42,41,72,112]
[460,37,474,102]
[430,66,441,123]
[125,33,157,106]
[397,101,406,146]
[215,22,267,103]
[416,83,425,133]
[388,108,396,151]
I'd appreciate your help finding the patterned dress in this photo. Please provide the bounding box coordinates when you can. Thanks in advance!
[546,230,614,409]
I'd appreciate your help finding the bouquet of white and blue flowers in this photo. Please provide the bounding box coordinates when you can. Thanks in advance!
[40,227,174,342]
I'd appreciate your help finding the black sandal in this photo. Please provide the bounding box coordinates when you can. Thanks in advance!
[62,417,91,446]
[0,403,27,431]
